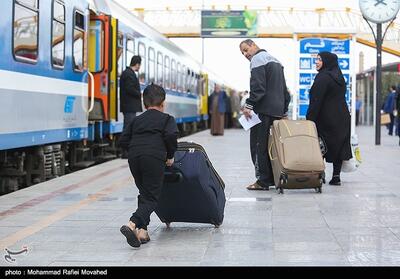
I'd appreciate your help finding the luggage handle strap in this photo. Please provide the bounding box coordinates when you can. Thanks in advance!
[295,177,310,183]
[268,141,276,160]
[164,166,184,183]
[280,134,318,140]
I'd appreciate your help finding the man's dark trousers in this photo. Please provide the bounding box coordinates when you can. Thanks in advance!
[123,112,137,132]
[128,155,164,230]
[250,114,280,188]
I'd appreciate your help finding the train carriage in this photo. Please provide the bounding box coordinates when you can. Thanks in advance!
[0,0,236,194]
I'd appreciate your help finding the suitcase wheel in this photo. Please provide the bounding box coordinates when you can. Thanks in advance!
[165,222,171,228]
[315,187,322,193]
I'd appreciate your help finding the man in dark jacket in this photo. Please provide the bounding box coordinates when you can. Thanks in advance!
[239,39,290,190]
[120,55,142,157]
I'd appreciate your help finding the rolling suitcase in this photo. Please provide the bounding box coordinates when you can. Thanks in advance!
[155,141,226,227]
[268,119,325,194]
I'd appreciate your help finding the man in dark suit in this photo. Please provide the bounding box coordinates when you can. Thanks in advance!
[120,55,142,158]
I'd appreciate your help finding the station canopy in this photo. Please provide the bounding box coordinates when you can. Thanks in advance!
[121,3,400,56]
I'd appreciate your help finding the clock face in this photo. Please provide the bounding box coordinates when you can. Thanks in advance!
[359,0,400,23]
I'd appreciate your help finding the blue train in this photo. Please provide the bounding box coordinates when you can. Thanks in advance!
[0,0,235,193]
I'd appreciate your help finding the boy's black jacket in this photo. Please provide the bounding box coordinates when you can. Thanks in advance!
[118,109,178,160]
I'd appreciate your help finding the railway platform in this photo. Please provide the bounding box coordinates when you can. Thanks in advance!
[1,125,400,266]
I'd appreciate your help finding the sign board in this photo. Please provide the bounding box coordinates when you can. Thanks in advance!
[296,38,353,119]
[201,10,257,37]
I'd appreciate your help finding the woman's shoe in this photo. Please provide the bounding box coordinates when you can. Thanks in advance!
[329,175,341,186]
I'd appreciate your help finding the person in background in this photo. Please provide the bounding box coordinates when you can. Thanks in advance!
[306,52,352,186]
[224,90,232,129]
[239,39,290,191]
[118,84,178,248]
[208,84,227,136]
[230,90,241,128]
[355,95,362,126]
[382,85,397,136]
[120,56,142,158]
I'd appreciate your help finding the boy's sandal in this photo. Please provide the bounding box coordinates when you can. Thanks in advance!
[120,225,141,248]
[140,237,151,244]
[246,183,267,190]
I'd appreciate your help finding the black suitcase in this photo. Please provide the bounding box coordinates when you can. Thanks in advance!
[155,142,226,227]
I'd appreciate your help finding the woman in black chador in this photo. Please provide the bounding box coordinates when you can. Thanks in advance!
[306,51,352,186]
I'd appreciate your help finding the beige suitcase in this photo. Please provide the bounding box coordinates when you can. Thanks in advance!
[268,119,325,194]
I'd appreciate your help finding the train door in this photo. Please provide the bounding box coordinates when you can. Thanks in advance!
[88,14,112,121]
[200,73,209,128]
[109,18,118,121]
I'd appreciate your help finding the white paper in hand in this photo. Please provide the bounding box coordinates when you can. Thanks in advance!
[239,111,261,131]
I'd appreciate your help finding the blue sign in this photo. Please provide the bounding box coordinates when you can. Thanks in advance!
[343,74,350,85]
[345,90,351,103]
[299,73,312,86]
[64,96,76,113]
[300,38,350,54]
[299,58,312,69]
[297,37,352,119]
[299,104,309,118]
[299,89,310,101]
[338,58,350,70]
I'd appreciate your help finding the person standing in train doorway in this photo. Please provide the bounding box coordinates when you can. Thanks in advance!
[120,55,143,158]
[239,39,290,191]
[306,52,352,186]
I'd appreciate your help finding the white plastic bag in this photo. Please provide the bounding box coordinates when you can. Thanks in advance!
[342,134,362,172]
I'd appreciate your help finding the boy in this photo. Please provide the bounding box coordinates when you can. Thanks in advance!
[118,84,178,248]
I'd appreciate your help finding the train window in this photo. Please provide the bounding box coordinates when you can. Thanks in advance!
[181,65,186,92]
[117,33,124,77]
[51,0,65,68]
[75,11,85,30]
[88,20,104,73]
[156,52,163,86]
[73,11,85,72]
[148,47,155,84]
[126,37,134,71]
[13,0,39,62]
[193,73,199,95]
[186,69,192,94]
[138,42,146,83]
[176,62,181,92]
[164,56,170,89]
[171,59,176,90]
[17,0,38,9]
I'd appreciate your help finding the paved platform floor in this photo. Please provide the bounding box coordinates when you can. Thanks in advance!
[1,125,400,266]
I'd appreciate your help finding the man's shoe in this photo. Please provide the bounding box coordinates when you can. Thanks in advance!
[246,182,269,190]
[329,175,341,186]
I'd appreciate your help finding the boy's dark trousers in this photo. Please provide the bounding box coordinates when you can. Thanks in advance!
[128,154,165,230]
